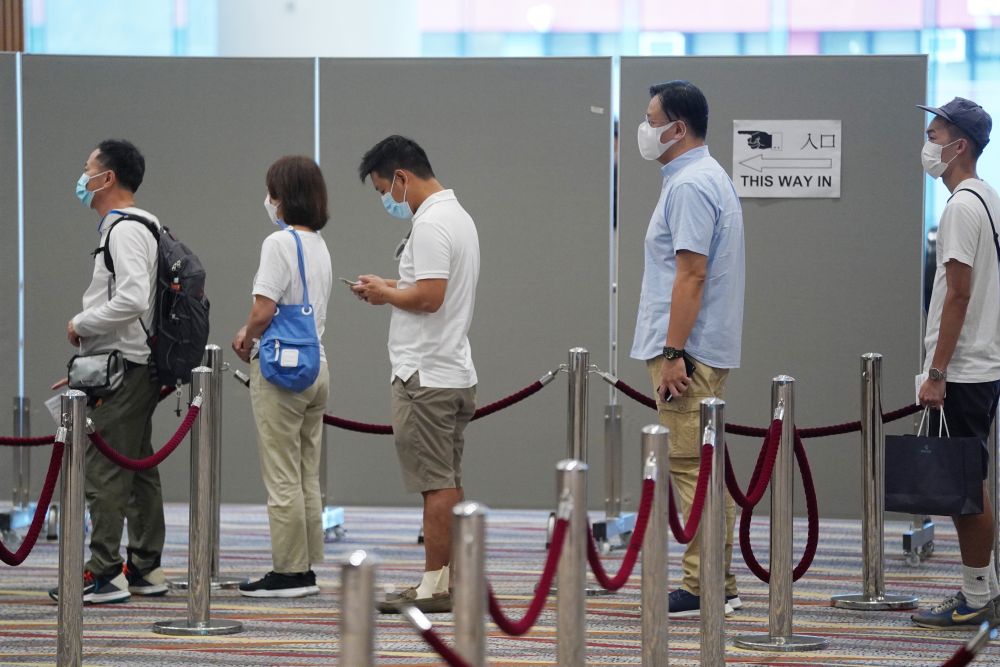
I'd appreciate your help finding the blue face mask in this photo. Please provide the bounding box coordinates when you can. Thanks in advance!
[381,173,413,220]
[75,170,109,208]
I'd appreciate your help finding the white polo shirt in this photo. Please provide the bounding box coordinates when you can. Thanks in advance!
[388,189,479,388]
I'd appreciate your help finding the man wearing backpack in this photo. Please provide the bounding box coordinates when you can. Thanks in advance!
[910,99,1000,628]
[49,139,167,604]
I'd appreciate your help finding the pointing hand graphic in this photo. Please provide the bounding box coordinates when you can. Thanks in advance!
[737,130,774,150]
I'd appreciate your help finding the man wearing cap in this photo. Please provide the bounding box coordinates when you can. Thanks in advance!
[910,97,1000,629]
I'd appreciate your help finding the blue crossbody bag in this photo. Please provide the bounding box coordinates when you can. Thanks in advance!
[259,228,321,392]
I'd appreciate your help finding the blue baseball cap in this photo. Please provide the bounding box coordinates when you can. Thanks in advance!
[917,97,992,150]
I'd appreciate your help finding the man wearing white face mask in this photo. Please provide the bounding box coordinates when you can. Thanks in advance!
[910,98,1000,629]
[48,139,166,604]
[631,80,745,618]
[352,135,479,615]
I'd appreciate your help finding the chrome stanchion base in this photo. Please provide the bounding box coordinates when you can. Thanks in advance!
[152,618,244,636]
[830,592,918,610]
[733,634,829,652]
[168,576,248,591]
[322,505,346,542]
[591,512,636,553]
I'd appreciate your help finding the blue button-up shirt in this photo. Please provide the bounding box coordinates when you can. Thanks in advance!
[630,146,745,368]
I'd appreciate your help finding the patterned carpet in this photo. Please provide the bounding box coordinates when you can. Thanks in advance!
[0,503,997,666]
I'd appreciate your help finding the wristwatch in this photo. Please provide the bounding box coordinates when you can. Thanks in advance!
[928,367,947,381]
[662,346,685,360]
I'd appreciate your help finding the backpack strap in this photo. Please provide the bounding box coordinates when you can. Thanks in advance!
[90,212,159,278]
[285,228,311,309]
[950,188,1000,265]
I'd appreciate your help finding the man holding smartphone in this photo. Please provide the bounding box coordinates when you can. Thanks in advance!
[352,135,479,615]
[630,81,746,617]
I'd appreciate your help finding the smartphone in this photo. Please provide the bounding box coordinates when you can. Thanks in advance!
[661,354,697,403]
[339,277,359,287]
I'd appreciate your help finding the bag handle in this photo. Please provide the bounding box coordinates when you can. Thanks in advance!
[917,407,951,437]
[285,228,312,312]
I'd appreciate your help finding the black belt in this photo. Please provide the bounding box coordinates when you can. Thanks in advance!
[123,359,145,372]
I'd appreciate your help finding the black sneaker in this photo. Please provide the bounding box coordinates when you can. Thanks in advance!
[238,571,319,598]
[124,563,168,596]
[48,570,131,604]
[668,588,734,618]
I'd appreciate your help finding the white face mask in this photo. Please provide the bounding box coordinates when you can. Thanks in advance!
[921,139,960,179]
[637,120,681,160]
[264,194,281,226]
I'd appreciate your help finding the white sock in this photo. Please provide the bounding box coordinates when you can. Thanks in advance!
[415,568,444,599]
[989,553,1000,599]
[962,564,993,608]
[435,565,450,594]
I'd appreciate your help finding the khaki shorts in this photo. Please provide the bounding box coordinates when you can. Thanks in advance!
[391,372,476,494]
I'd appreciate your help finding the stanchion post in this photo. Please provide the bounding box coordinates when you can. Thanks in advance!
[204,345,223,580]
[567,348,589,461]
[832,354,918,610]
[734,376,828,652]
[13,396,29,508]
[556,459,587,667]
[56,390,86,667]
[641,425,670,667]
[453,501,487,667]
[699,398,726,666]
[153,367,243,636]
[339,550,375,667]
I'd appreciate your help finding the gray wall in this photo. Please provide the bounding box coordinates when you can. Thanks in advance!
[2,55,927,519]
[0,54,25,497]
[20,56,315,504]
[616,56,927,518]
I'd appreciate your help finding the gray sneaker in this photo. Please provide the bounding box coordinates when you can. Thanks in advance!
[911,591,997,630]
[377,586,452,614]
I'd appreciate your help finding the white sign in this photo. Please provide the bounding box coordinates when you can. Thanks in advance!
[732,120,841,199]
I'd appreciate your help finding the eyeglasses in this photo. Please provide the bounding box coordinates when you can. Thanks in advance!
[394,230,412,260]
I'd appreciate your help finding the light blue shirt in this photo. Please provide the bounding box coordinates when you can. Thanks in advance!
[630,146,745,368]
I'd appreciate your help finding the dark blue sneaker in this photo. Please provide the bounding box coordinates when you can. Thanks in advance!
[48,570,130,604]
[668,588,734,618]
[911,591,997,630]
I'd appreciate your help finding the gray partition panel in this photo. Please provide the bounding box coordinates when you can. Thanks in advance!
[0,54,22,498]
[320,58,612,509]
[22,56,315,503]
[618,56,927,519]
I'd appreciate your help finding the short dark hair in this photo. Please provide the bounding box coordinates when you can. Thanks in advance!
[95,139,145,193]
[648,80,709,139]
[358,135,435,183]
[942,119,985,159]
[266,156,329,230]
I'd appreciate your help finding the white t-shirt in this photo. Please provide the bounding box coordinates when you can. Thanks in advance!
[924,178,1000,382]
[388,189,479,388]
[252,228,333,362]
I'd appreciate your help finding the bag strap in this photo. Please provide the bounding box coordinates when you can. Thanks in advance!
[91,212,159,277]
[286,227,311,309]
[950,188,1000,265]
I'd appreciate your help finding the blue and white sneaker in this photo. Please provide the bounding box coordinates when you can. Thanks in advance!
[668,588,735,618]
[911,591,997,630]
[48,570,131,604]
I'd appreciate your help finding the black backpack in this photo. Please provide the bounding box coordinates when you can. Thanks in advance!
[95,213,210,387]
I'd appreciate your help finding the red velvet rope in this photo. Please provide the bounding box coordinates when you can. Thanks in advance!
[0,435,57,447]
[322,380,546,435]
[613,377,922,438]
[725,419,782,509]
[667,444,716,544]
[487,516,568,635]
[941,647,975,667]
[418,627,472,667]
[586,478,655,590]
[88,404,200,471]
[0,442,64,566]
[738,432,819,583]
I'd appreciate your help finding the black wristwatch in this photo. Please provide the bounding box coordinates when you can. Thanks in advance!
[662,346,685,360]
